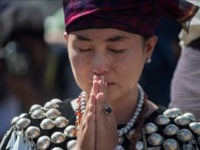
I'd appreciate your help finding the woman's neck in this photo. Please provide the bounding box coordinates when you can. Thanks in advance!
[111,86,139,125]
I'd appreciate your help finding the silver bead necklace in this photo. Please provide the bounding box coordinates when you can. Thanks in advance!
[79,84,144,137]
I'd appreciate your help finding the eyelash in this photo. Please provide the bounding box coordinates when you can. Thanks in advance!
[109,48,125,53]
[78,48,92,52]
[77,48,125,53]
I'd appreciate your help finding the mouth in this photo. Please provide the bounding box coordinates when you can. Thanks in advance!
[89,81,115,87]
[107,82,114,87]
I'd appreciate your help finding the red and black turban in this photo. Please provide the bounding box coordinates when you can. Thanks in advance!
[63,0,198,38]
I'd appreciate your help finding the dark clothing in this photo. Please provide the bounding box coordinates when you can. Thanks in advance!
[1,98,200,150]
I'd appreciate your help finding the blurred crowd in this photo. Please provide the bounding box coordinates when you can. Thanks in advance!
[0,0,199,141]
[0,1,80,139]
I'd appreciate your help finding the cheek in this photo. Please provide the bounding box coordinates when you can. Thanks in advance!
[68,51,91,91]
[116,52,145,82]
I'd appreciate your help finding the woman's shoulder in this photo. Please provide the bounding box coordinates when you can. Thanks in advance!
[0,98,77,150]
[142,106,200,149]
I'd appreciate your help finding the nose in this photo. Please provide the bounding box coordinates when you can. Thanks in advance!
[92,53,110,75]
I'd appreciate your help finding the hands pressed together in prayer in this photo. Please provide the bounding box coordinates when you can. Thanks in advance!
[74,75,118,150]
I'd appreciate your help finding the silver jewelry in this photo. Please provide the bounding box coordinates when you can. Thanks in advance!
[104,103,112,115]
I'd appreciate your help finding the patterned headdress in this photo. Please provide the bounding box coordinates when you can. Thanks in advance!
[63,0,198,38]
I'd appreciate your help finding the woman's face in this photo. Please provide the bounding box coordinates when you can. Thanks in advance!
[66,28,157,101]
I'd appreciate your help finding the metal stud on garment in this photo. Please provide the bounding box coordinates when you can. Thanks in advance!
[147,133,163,146]
[163,124,179,136]
[29,104,42,114]
[177,129,193,142]
[51,132,66,144]
[40,118,55,130]
[52,147,63,150]
[189,122,200,135]
[163,139,179,150]
[154,115,170,125]
[31,109,46,119]
[174,115,190,126]
[67,140,76,150]
[144,123,158,134]
[183,112,196,122]
[46,108,61,119]
[64,125,77,138]
[16,118,31,130]
[163,108,182,118]
[11,116,20,126]
[51,98,62,104]
[55,116,69,128]
[126,129,135,140]
[19,113,28,118]
[25,126,40,139]
[37,136,51,150]
[44,101,58,110]
[135,141,144,150]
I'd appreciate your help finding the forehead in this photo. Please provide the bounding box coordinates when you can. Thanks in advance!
[68,28,143,42]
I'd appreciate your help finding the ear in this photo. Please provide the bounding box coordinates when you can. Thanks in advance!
[64,32,68,41]
[144,36,158,58]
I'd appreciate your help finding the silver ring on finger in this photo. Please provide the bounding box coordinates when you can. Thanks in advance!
[104,103,112,115]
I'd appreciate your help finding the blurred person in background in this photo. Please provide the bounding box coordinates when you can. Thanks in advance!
[141,17,181,107]
[44,8,81,98]
[0,1,70,139]
[169,9,200,121]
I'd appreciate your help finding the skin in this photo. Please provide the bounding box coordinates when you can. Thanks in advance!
[64,28,158,150]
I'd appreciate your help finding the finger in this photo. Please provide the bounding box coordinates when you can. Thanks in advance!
[75,93,96,150]
[82,94,96,119]
[90,75,99,96]
[95,93,118,150]
[98,76,108,101]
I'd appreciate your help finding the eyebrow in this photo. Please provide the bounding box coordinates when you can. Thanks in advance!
[75,35,129,42]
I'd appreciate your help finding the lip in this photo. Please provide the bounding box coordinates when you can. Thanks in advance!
[107,82,115,87]
[89,81,115,87]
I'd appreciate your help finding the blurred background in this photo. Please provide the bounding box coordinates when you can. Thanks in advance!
[0,0,81,140]
[0,0,182,140]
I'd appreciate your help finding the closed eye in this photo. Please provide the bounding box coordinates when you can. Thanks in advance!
[78,48,93,52]
[109,48,125,53]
